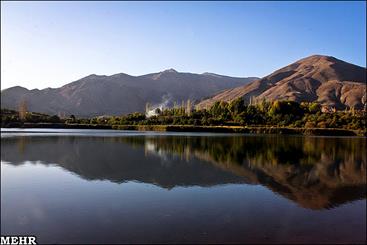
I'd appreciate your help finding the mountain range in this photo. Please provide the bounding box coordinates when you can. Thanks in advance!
[197,55,366,110]
[1,70,256,117]
[1,54,366,117]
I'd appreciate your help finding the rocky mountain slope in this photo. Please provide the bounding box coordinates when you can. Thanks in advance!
[197,55,366,110]
[1,69,257,117]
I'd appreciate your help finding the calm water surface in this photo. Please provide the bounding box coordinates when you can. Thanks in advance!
[1,129,366,244]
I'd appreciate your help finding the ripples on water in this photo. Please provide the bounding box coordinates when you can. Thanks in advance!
[1,129,366,243]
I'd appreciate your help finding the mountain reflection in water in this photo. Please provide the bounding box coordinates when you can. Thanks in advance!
[1,135,366,210]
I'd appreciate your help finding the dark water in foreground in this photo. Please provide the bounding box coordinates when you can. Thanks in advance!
[1,129,366,244]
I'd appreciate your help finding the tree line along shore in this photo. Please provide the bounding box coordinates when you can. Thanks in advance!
[1,98,366,136]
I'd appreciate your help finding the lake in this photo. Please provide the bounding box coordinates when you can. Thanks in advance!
[1,129,366,244]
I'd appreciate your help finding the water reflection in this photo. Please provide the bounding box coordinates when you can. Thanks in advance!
[1,135,366,210]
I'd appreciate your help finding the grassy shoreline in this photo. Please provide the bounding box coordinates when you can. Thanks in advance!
[2,122,366,136]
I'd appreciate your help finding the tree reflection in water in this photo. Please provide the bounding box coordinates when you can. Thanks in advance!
[1,134,366,210]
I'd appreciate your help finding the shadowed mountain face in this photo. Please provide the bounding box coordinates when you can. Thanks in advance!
[1,134,365,210]
[0,70,257,117]
[197,55,367,109]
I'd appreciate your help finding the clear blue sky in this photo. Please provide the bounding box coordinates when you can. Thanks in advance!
[1,1,366,89]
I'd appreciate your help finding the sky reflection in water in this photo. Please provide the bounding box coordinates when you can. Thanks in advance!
[1,131,366,244]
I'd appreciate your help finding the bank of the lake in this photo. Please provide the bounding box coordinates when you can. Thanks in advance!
[2,122,366,136]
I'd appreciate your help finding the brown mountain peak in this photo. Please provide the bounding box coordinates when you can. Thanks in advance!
[197,55,366,110]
